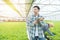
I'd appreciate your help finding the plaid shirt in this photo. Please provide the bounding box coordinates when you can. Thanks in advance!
[26,14,46,39]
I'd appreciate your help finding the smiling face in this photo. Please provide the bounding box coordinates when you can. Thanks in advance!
[33,6,40,14]
[33,7,39,13]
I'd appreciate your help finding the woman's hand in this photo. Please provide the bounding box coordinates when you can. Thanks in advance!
[47,22,54,27]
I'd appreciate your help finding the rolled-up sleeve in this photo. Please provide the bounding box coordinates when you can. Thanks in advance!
[39,15,48,27]
[40,21,49,27]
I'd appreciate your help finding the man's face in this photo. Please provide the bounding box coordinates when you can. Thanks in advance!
[33,7,39,14]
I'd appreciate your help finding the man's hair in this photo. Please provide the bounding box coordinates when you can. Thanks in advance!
[33,6,40,10]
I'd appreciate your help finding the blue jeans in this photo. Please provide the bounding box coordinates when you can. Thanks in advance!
[32,36,46,40]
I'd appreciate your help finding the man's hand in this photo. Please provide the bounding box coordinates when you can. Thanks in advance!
[39,17,44,21]
[33,17,44,24]
[33,20,38,24]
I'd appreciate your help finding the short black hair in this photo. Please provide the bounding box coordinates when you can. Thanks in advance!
[33,6,40,10]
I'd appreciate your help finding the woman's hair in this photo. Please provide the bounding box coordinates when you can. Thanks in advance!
[33,6,40,10]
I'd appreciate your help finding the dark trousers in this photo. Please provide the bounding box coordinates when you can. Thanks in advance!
[32,36,46,40]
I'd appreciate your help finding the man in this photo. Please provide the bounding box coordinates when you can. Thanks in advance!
[26,6,54,40]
